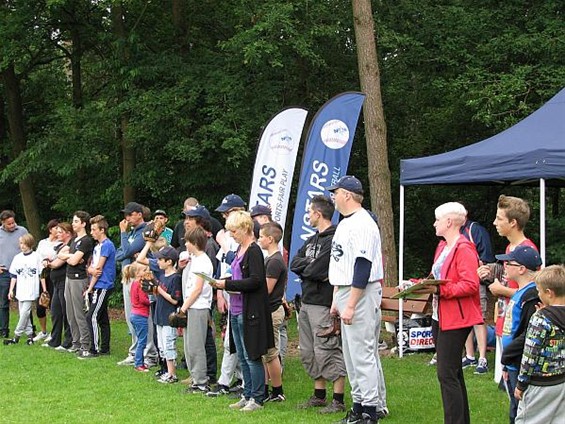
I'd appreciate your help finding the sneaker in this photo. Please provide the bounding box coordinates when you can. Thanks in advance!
[158,373,178,384]
[319,400,346,414]
[77,351,98,359]
[474,358,488,375]
[32,331,49,342]
[26,338,34,345]
[206,384,230,397]
[229,397,249,410]
[376,407,389,419]
[428,353,437,366]
[229,379,243,392]
[67,346,80,353]
[3,337,19,345]
[361,412,378,424]
[144,359,159,368]
[378,340,388,351]
[41,342,52,348]
[155,369,167,378]
[180,376,193,385]
[134,365,149,372]
[44,335,52,343]
[185,384,210,394]
[266,393,286,402]
[55,345,68,351]
[298,395,327,409]
[241,398,263,412]
[335,409,363,424]
[461,356,478,368]
[117,356,135,366]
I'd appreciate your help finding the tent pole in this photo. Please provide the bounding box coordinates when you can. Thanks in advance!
[398,185,405,358]
[540,179,546,266]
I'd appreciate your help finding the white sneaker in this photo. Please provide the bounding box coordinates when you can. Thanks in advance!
[117,356,135,366]
[55,346,67,351]
[44,335,52,343]
[241,398,263,412]
[229,397,249,410]
[41,342,52,348]
[33,332,49,342]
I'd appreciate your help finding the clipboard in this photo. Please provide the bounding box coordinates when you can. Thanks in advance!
[391,279,448,299]
[193,271,217,285]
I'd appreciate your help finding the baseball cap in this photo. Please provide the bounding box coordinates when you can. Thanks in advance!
[495,246,542,271]
[326,175,364,195]
[154,246,179,264]
[249,204,272,218]
[121,202,143,214]
[154,209,168,218]
[215,194,246,213]
[183,205,211,221]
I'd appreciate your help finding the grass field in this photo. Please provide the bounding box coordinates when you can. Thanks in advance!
[0,314,508,423]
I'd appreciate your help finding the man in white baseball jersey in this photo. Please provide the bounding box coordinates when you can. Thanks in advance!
[327,176,385,424]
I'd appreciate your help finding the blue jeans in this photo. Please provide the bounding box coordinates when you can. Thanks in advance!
[506,368,519,424]
[130,314,148,368]
[230,313,265,404]
[0,276,11,335]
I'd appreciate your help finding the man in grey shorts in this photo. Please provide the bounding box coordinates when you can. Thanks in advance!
[290,195,346,414]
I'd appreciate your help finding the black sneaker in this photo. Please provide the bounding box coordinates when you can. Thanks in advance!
[3,337,19,345]
[26,338,34,345]
[206,384,230,397]
[361,412,379,424]
[185,384,210,394]
[335,410,364,424]
[154,368,167,378]
[266,393,286,402]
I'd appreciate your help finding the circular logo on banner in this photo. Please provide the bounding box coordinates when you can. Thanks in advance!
[269,130,294,154]
[320,119,349,149]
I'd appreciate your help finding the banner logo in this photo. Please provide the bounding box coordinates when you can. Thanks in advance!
[321,119,349,149]
[268,129,294,153]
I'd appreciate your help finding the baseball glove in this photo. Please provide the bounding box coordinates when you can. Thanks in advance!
[168,309,187,328]
[38,291,51,308]
[140,270,158,294]
[142,220,165,242]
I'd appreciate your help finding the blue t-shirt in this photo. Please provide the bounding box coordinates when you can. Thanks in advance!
[154,272,182,326]
[93,238,116,290]
[501,281,536,371]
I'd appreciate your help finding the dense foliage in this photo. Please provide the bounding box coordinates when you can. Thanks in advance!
[1,0,563,276]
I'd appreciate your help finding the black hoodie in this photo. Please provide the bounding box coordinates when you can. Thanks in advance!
[290,226,336,307]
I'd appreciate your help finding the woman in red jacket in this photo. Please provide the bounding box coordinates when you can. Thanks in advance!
[416,202,483,424]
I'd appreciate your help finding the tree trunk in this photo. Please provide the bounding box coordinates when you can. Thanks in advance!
[172,0,189,55]
[1,64,41,238]
[351,0,398,286]
[111,4,135,204]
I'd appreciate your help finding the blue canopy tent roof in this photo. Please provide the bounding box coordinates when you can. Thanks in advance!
[400,87,565,185]
[395,87,564,357]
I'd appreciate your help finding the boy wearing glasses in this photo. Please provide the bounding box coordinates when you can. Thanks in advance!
[496,246,542,424]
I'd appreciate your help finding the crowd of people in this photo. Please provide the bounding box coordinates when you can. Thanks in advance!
[0,184,563,424]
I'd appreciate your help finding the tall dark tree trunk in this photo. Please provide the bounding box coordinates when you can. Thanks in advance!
[351,0,398,286]
[1,64,41,238]
[172,0,189,55]
[111,4,135,204]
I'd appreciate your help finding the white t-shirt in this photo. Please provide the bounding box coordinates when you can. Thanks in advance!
[185,253,213,309]
[36,238,58,261]
[9,251,44,301]
[329,208,383,286]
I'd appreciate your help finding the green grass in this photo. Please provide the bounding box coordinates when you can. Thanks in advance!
[0,315,508,423]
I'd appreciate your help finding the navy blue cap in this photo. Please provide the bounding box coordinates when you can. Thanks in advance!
[121,202,143,214]
[154,246,179,264]
[326,175,364,195]
[183,205,211,221]
[249,204,272,218]
[215,194,246,213]
[495,246,542,271]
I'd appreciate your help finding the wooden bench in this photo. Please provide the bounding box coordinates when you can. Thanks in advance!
[381,286,432,323]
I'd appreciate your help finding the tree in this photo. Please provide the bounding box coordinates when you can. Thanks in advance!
[352,0,397,285]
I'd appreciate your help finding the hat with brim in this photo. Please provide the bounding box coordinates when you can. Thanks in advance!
[121,202,143,214]
[215,194,246,213]
[326,175,364,195]
[495,246,542,271]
